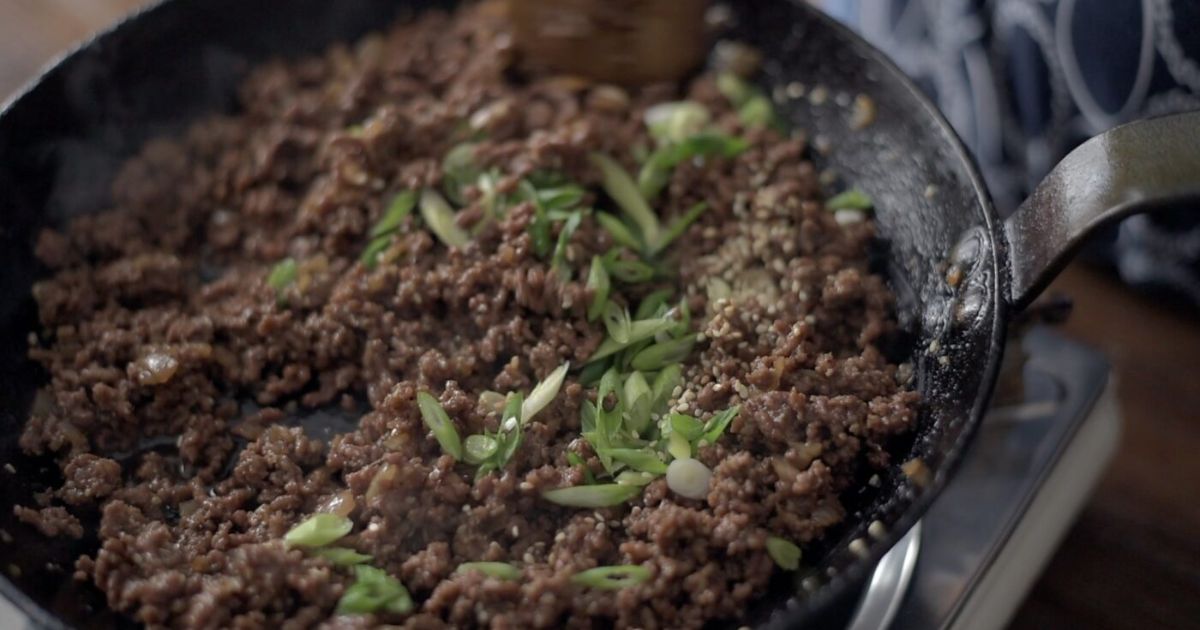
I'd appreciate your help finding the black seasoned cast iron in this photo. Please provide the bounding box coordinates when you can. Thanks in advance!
[0,1,1197,628]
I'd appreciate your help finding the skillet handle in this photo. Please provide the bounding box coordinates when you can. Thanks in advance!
[1004,111,1200,311]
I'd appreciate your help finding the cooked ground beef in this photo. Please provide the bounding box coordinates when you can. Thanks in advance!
[17,3,918,628]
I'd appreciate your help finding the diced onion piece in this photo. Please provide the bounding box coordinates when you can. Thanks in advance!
[665,457,712,500]
[522,362,570,423]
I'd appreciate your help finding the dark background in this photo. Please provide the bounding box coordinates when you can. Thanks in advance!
[0,1,1197,628]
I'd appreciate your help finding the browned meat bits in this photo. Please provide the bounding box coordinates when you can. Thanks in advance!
[17,3,918,628]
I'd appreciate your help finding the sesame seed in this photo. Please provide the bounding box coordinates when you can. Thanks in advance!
[849,538,869,558]
[868,520,887,540]
[512,525,520,537]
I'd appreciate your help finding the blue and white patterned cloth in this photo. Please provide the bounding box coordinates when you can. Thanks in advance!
[816,0,1200,306]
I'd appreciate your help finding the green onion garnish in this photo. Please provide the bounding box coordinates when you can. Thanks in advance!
[336,565,413,615]
[441,142,480,206]
[630,336,696,371]
[372,190,418,238]
[589,153,660,248]
[588,318,676,363]
[456,562,521,580]
[284,513,352,548]
[608,448,667,474]
[667,430,691,460]
[615,470,657,486]
[463,434,499,465]
[536,184,586,212]
[766,536,802,570]
[570,565,651,590]
[826,189,873,211]
[602,303,632,344]
[359,236,392,269]
[416,392,464,460]
[522,362,569,422]
[266,258,298,303]
[492,392,524,468]
[542,483,641,508]
[550,211,582,279]
[653,202,710,254]
[638,134,747,201]
[701,405,741,445]
[621,371,653,435]
[634,288,673,320]
[644,101,711,145]
[315,547,373,566]
[604,257,656,284]
[650,364,682,409]
[586,256,611,322]
[519,180,554,257]
[669,413,705,442]
[738,96,775,128]
[717,73,753,106]
[595,212,644,251]
[419,188,470,248]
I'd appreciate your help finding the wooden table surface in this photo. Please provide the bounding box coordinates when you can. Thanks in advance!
[2,2,1198,629]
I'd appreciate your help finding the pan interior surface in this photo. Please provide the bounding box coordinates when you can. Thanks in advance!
[0,0,1003,627]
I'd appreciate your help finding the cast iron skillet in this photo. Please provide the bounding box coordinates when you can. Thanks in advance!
[0,0,1196,628]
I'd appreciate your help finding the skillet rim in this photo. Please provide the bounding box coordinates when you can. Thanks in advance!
[0,1,1010,627]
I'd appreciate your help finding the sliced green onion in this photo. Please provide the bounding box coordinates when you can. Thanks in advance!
[520,180,554,257]
[441,142,480,206]
[580,400,598,434]
[419,189,470,248]
[653,202,709,254]
[766,536,802,571]
[650,364,682,410]
[630,336,696,372]
[522,363,570,422]
[589,318,677,363]
[372,190,418,237]
[570,565,650,590]
[701,406,741,445]
[595,212,644,251]
[635,288,674,320]
[738,96,775,129]
[608,448,667,474]
[669,300,692,339]
[667,430,691,460]
[337,565,413,615]
[669,413,705,442]
[360,236,392,269]
[463,434,499,465]
[717,72,753,106]
[456,562,521,580]
[602,303,632,344]
[477,170,502,219]
[826,189,873,211]
[537,184,586,212]
[586,256,611,323]
[493,392,524,467]
[416,391,464,460]
[284,513,352,548]
[542,483,642,507]
[639,134,748,200]
[615,470,657,486]
[579,360,609,387]
[644,101,711,145]
[315,547,373,566]
[266,258,297,298]
[589,153,660,247]
[550,211,583,279]
[604,258,656,284]
[566,451,587,468]
[595,368,623,439]
[622,371,653,435]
